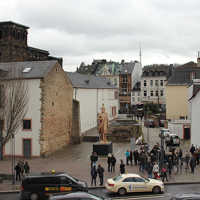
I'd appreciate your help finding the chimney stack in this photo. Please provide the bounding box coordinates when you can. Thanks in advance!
[197,51,200,67]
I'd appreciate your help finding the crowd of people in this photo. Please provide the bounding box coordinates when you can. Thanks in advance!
[14,160,30,181]
[90,143,200,185]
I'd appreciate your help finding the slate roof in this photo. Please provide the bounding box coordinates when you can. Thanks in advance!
[66,72,117,89]
[0,60,58,80]
[167,62,200,85]
[120,62,136,74]
[132,81,141,91]
[0,21,29,29]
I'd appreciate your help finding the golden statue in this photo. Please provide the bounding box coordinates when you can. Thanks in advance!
[97,104,108,143]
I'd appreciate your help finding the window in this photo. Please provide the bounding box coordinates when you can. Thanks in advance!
[156,90,159,96]
[150,91,153,96]
[23,119,32,130]
[144,90,147,97]
[150,80,153,87]
[138,97,140,101]
[123,177,134,182]
[122,75,128,83]
[132,97,135,102]
[155,80,158,86]
[160,80,163,86]
[144,80,147,87]
[160,90,163,96]
[137,92,140,96]
[114,91,118,99]
[132,177,145,182]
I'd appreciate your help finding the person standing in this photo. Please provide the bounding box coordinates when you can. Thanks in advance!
[146,161,153,178]
[133,150,139,165]
[129,150,133,166]
[24,161,30,176]
[190,144,196,155]
[161,166,168,182]
[91,165,97,186]
[153,162,159,179]
[125,150,130,165]
[120,160,125,174]
[90,152,98,168]
[190,155,196,174]
[111,154,116,172]
[107,153,112,172]
[97,164,104,186]
[15,162,21,181]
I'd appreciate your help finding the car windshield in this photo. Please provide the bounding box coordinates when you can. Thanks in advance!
[113,175,123,182]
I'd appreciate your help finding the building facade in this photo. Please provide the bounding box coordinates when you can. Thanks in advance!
[141,65,173,109]
[67,72,118,135]
[166,61,200,120]
[0,21,62,66]
[2,61,73,158]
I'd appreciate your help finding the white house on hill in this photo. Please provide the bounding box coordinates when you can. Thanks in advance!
[66,72,118,135]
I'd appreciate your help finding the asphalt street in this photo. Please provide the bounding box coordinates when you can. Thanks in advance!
[1,184,200,200]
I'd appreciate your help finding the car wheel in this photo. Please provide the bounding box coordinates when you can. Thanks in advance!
[152,186,161,194]
[30,193,39,200]
[118,187,127,195]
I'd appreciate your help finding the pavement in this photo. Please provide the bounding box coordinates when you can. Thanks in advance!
[0,119,198,193]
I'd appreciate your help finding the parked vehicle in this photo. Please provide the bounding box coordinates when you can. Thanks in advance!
[20,172,88,200]
[50,192,110,200]
[105,173,164,195]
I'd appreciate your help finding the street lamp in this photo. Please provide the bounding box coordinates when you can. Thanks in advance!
[11,133,15,185]
[159,130,165,170]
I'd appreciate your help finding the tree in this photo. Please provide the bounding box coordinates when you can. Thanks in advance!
[0,68,29,160]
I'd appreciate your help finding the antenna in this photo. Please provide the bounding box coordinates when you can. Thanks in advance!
[139,43,142,68]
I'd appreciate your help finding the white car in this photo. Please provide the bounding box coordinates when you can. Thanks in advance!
[105,173,164,195]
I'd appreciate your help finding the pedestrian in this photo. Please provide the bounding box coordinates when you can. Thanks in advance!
[24,161,30,176]
[153,162,159,179]
[133,150,139,165]
[161,166,168,182]
[146,161,153,178]
[185,150,190,172]
[129,150,133,166]
[97,164,104,186]
[190,155,196,174]
[190,144,195,155]
[125,150,130,165]
[15,162,21,181]
[90,152,98,168]
[120,160,125,174]
[19,160,25,178]
[168,157,173,177]
[107,153,112,172]
[111,154,116,172]
[178,148,183,162]
[91,165,97,186]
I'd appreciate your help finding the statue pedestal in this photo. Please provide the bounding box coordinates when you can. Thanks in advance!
[93,142,113,156]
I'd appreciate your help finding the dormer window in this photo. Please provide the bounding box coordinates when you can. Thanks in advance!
[23,67,32,73]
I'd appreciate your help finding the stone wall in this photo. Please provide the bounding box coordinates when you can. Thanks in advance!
[40,62,73,156]
[71,99,81,144]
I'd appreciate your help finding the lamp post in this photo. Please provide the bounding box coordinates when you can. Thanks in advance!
[159,130,165,170]
[11,133,15,185]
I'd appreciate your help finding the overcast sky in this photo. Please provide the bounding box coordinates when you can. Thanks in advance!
[0,0,200,71]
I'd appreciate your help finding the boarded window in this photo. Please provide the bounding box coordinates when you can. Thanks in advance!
[23,119,31,130]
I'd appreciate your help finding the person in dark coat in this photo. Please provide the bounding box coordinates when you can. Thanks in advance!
[161,166,168,182]
[97,164,104,186]
[129,150,133,166]
[15,162,21,181]
[120,160,125,174]
[24,161,30,176]
[111,154,116,172]
[133,150,139,165]
[107,153,112,172]
[190,144,195,155]
[190,155,196,174]
[91,166,97,186]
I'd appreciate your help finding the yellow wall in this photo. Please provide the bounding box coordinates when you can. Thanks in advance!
[166,85,188,120]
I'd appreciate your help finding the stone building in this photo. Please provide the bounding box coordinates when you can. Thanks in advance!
[1,60,73,158]
[0,21,62,66]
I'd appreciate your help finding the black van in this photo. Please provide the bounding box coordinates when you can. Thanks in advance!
[20,173,88,200]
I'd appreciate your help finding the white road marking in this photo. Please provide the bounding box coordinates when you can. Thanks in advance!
[113,194,165,200]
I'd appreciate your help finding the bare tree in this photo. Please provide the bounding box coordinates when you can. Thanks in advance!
[0,68,29,160]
